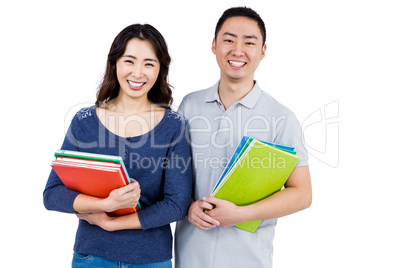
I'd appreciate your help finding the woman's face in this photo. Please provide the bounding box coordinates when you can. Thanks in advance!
[116,38,160,102]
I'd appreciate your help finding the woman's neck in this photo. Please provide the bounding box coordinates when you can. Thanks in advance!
[107,94,155,115]
[97,94,165,138]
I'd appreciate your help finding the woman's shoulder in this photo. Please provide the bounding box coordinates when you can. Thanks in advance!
[75,105,96,121]
[66,105,99,141]
[165,109,186,125]
[69,106,97,130]
[157,109,187,138]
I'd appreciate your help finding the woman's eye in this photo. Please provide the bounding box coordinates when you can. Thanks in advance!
[125,60,134,64]
[145,63,154,67]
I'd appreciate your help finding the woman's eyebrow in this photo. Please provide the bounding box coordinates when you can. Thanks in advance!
[123,55,158,62]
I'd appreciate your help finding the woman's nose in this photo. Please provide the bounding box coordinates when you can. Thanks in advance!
[131,65,144,78]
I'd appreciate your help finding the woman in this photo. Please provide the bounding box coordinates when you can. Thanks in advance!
[43,24,192,267]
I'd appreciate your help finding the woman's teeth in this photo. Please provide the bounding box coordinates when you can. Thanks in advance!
[128,81,145,87]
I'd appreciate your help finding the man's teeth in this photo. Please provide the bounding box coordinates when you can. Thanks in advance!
[128,81,145,87]
[229,61,246,67]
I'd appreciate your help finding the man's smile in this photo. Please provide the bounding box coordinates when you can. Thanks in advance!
[228,60,246,68]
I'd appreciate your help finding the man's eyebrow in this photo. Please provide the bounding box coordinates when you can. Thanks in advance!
[223,32,237,38]
[222,32,258,40]
[122,55,158,62]
[244,34,258,40]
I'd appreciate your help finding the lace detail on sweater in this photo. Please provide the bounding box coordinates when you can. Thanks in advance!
[166,110,185,123]
[76,107,93,120]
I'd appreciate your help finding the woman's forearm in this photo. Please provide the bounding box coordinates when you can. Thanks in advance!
[73,181,140,214]
[73,194,111,213]
[105,213,142,231]
[77,211,142,231]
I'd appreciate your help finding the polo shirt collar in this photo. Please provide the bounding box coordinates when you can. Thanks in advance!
[205,81,221,103]
[205,80,262,109]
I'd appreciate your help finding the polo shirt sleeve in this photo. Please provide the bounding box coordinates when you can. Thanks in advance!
[274,112,309,167]
[177,95,188,117]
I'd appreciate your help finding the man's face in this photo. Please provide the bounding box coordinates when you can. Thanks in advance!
[212,16,266,83]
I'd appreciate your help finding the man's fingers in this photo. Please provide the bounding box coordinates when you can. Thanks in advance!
[187,199,220,230]
[191,215,215,230]
[197,200,212,211]
[203,196,220,206]
[190,209,220,229]
[200,212,220,227]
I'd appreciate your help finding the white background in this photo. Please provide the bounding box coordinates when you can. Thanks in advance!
[1,0,401,267]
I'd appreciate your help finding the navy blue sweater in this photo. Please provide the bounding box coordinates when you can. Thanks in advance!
[43,106,192,263]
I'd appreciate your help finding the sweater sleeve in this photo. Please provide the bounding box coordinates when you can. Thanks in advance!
[43,117,82,213]
[138,122,192,230]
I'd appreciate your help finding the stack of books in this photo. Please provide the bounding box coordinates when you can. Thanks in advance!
[210,136,299,232]
[51,150,141,216]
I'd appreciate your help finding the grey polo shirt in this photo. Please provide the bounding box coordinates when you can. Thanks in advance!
[174,81,308,268]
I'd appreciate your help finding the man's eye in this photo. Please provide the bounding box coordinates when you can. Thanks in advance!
[224,39,234,43]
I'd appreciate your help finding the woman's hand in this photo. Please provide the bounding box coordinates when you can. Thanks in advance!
[77,212,115,231]
[73,179,141,214]
[103,179,141,212]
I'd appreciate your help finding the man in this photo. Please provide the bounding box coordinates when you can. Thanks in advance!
[175,7,312,268]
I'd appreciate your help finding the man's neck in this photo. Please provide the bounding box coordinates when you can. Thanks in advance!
[218,77,255,110]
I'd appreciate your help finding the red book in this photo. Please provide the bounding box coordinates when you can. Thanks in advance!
[51,155,139,216]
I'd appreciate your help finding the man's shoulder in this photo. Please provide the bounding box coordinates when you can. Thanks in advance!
[258,89,294,116]
[181,87,210,103]
[178,85,216,116]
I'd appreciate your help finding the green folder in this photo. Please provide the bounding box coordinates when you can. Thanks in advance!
[211,137,299,232]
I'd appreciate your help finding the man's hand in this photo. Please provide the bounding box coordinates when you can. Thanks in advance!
[203,196,245,227]
[187,199,220,230]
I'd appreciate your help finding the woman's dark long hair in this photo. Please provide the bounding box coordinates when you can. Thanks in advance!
[96,24,172,108]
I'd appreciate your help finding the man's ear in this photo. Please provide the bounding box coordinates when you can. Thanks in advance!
[212,38,217,55]
[261,44,267,60]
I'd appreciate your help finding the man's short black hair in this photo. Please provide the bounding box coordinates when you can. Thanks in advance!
[214,7,266,45]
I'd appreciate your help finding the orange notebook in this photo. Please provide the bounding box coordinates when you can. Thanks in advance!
[51,156,138,216]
